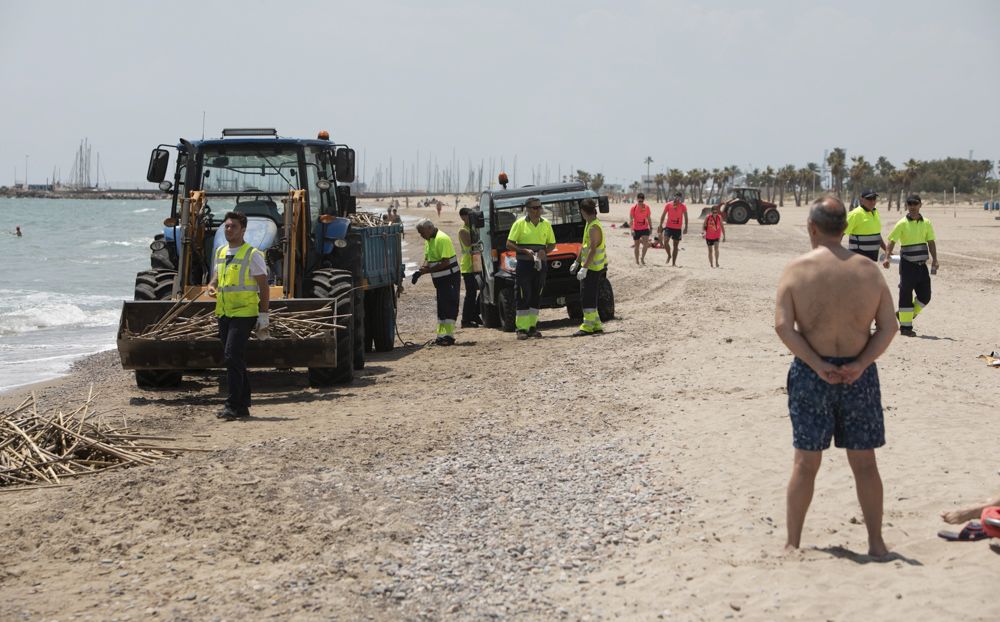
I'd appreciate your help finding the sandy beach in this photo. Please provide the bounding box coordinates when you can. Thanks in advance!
[1,198,998,620]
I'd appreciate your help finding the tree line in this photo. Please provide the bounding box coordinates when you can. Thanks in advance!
[576,153,997,207]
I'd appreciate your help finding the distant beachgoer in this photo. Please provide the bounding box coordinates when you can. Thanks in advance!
[436,200,442,217]
[658,192,688,266]
[883,194,938,337]
[629,193,652,265]
[775,195,897,558]
[15,225,22,237]
[702,204,725,267]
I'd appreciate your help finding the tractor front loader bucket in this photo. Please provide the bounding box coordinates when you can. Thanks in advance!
[117,299,338,371]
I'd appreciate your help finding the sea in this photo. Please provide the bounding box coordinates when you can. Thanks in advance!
[0,198,417,393]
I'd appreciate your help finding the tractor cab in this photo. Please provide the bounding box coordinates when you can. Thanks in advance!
[732,187,761,204]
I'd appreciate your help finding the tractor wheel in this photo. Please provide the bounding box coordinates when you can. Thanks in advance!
[133,269,182,389]
[134,269,176,301]
[371,287,396,352]
[135,369,183,389]
[566,299,583,320]
[306,268,354,385]
[353,289,365,369]
[497,286,516,332]
[727,202,751,225]
[597,278,615,322]
[763,209,780,225]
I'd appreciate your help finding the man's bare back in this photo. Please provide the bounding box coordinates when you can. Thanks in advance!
[780,245,890,358]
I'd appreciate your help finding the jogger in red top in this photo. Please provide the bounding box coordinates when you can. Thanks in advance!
[629,193,653,265]
[658,192,689,267]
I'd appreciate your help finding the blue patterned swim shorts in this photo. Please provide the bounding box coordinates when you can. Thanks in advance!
[786,357,885,451]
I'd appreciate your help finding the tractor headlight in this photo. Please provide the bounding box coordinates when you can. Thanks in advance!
[334,239,347,248]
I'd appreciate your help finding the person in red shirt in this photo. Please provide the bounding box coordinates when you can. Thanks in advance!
[629,192,653,265]
[702,203,726,268]
[657,192,689,266]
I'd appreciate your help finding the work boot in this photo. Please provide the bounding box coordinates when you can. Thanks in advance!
[532,330,543,338]
[572,330,591,337]
[216,407,240,421]
[516,331,529,340]
[900,327,916,337]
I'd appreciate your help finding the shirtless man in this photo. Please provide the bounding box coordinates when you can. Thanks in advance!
[774,195,897,558]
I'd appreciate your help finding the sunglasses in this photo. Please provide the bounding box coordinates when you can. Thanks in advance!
[528,205,541,210]
[906,201,921,206]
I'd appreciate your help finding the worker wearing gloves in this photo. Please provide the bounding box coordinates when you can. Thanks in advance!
[572,198,607,336]
[415,219,461,345]
[506,197,556,340]
[845,189,886,261]
[883,195,938,337]
[208,211,269,421]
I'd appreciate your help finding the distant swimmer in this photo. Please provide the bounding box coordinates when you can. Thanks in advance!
[775,195,898,559]
[15,225,22,237]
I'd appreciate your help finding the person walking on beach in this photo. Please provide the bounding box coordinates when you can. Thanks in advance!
[415,219,460,345]
[702,204,725,267]
[572,198,607,336]
[883,194,938,337]
[208,211,270,421]
[775,195,897,558]
[844,189,885,261]
[507,197,555,340]
[658,192,688,266]
[458,207,483,328]
[629,193,652,265]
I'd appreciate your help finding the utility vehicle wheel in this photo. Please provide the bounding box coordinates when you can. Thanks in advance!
[566,299,583,320]
[133,269,182,388]
[480,290,501,328]
[727,202,750,225]
[497,286,516,332]
[597,279,615,322]
[353,289,365,369]
[763,209,780,225]
[371,287,396,352]
[307,268,354,385]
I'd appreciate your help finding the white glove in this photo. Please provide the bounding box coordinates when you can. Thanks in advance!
[570,260,580,273]
[576,266,588,281]
[256,312,269,330]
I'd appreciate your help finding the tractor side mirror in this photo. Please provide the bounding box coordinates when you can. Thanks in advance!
[335,148,356,183]
[336,185,356,214]
[147,148,170,183]
[598,196,610,213]
[469,209,485,229]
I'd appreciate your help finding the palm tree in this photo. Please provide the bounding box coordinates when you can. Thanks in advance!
[827,148,847,197]
[875,156,896,209]
[805,162,820,201]
[707,168,721,202]
[848,156,874,203]
[666,168,685,196]
[654,173,667,202]
[776,165,797,207]
[901,159,922,203]
[590,173,604,192]
[644,156,654,189]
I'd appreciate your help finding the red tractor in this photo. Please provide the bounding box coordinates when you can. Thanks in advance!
[717,187,780,225]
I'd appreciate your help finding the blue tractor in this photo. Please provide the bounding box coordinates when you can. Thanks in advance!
[117,128,403,388]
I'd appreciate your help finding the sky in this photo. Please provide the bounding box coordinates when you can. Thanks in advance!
[1,0,998,190]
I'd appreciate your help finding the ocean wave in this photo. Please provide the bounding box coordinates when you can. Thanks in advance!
[89,238,151,248]
[0,303,121,336]
[132,207,156,213]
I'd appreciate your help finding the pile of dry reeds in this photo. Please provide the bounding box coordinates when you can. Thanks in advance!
[0,388,195,491]
[350,212,388,227]
[124,302,347,341]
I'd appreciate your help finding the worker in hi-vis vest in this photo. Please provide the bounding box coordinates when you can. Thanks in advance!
[207,211,270,421]
[883,194,938,337]
[458,207,483,328]
[415,218,460,345]
[845,189,886,261]
[506,197,556,340]
[572,198,607,336]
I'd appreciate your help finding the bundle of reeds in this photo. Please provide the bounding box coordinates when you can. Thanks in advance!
[0,388,199,491]
[124,302,347,341]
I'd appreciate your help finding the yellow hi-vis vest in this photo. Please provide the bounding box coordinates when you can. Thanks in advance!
[581,218,606,270]
[459,224,474,273]
[845,206,882,253]
[215,243,262,317]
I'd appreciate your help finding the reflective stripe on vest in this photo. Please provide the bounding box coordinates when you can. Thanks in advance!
[431,258,460,278]
[459,225,474,273]
[900,243,929,263]
[215,243,260,317]
[582,218,606,270]
[848,233,882,252]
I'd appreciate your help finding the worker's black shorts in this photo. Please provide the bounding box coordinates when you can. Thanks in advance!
[632,229,651,241]
[705,238,719,247]
[664,228,682,241]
